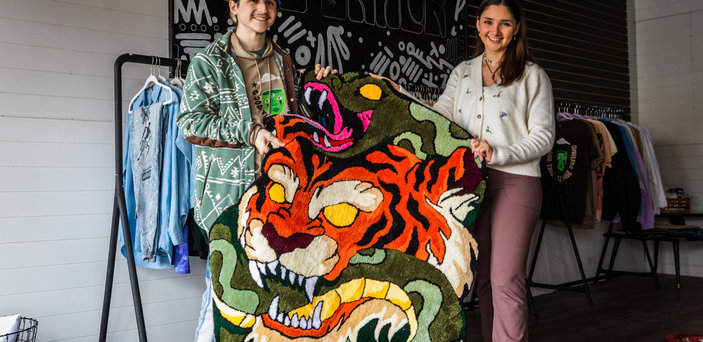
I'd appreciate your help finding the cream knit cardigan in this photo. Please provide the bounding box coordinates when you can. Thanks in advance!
[434,55,555,177]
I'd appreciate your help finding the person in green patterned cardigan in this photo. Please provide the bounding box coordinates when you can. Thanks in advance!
[177,0,336,237]
[178,1,337,340]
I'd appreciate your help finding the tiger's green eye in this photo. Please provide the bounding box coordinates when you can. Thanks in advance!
[323,203,358,227]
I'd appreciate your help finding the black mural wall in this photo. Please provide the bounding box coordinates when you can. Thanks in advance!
[171,0,470,99]
[170,0,630,112]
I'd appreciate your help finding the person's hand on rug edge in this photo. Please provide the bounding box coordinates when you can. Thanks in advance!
[313,64,338,79]
[369,73,400,91]
[299,64,339,79]
[254,129,284,155]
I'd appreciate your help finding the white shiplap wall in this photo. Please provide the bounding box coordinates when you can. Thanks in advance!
[0,1,207,341]
[635,0,703,213]
[632,0,703,277]
[516,0,703,297]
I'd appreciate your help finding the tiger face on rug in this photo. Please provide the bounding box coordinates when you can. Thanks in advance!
[207,71,486,342]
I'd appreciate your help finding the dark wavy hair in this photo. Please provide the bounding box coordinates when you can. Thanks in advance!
[472,0,533,86]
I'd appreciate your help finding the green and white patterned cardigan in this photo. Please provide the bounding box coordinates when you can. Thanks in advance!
[177,30,297,236]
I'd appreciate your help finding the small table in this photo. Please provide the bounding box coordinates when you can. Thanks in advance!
[596,222,702,288]
[657,212,703,226]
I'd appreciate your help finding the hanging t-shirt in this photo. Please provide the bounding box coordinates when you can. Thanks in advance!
[581,120,605,227]
[540,119,599,224]
[586,119,613,221]
[600,120,642,232]
[635,126,667,212]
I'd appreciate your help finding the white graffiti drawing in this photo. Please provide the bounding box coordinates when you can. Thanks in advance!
[175,0,213,26]
[323,26,350,73]
[173,0,467,100]
[455,0,467,21]
[175,0,222,60]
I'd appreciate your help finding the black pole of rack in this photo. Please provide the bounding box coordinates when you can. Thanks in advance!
[99,53,183,342]
[526,145,594,319]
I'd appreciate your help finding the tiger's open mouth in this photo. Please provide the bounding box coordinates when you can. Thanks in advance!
[301,82,370,153]
[261,278,415,338]
[246,254,415,337]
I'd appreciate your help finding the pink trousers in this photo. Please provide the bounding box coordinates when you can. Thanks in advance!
[476,168,541,342]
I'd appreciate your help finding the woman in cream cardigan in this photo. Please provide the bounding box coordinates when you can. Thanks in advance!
[376,0,554,340]
[435,0,554,340]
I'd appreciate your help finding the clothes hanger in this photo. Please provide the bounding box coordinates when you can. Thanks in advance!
[169,58,185,88]
[128,57,173,113]
[556,101,575,121]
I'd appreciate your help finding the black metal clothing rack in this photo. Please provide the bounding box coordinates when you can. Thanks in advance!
[526,113,597,318]
[99,53,185,342]
[526,102,635,316]
[526,173,594,318]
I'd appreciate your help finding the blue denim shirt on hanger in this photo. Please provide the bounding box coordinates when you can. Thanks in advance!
[121,79,193,270]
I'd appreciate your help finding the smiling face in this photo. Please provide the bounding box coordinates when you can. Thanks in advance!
[230,0,278,36]
[476,4,519,58]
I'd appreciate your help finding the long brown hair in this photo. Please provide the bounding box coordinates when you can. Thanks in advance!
[472,0,533,86]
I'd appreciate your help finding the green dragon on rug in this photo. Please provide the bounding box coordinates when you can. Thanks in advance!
[207,71,486,341]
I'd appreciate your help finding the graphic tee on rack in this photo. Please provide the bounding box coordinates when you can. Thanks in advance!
[540,119,599,224]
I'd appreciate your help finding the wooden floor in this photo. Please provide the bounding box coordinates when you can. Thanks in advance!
[464,274,703,341]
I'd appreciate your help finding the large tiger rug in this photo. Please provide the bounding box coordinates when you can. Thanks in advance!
[207,71,486,341]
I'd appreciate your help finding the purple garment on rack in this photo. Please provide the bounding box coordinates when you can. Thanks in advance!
[173,222,190,274]
[614,122,654,230]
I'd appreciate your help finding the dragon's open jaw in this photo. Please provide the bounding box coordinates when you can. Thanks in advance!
[302,82,371,153]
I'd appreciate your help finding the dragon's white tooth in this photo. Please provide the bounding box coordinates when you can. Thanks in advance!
[249,261,264,288]
[291,313,300,328]
[284,315,291,326]
[304,276,319,303]
[324,135,331,148]
[313,131,320,143]
[268,296,280,319]
[277,312,284,322]
[267,260,279,276]
[312,301,323,329]
[280,265,287,280]
[257,261,267,276]
[318,90,328,110]
[289,271,297,285]
[297,274,304,286]
[304,87,312,104]
[300,317,308,330]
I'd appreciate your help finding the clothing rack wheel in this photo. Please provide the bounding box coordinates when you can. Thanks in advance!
[99,53,184,342]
